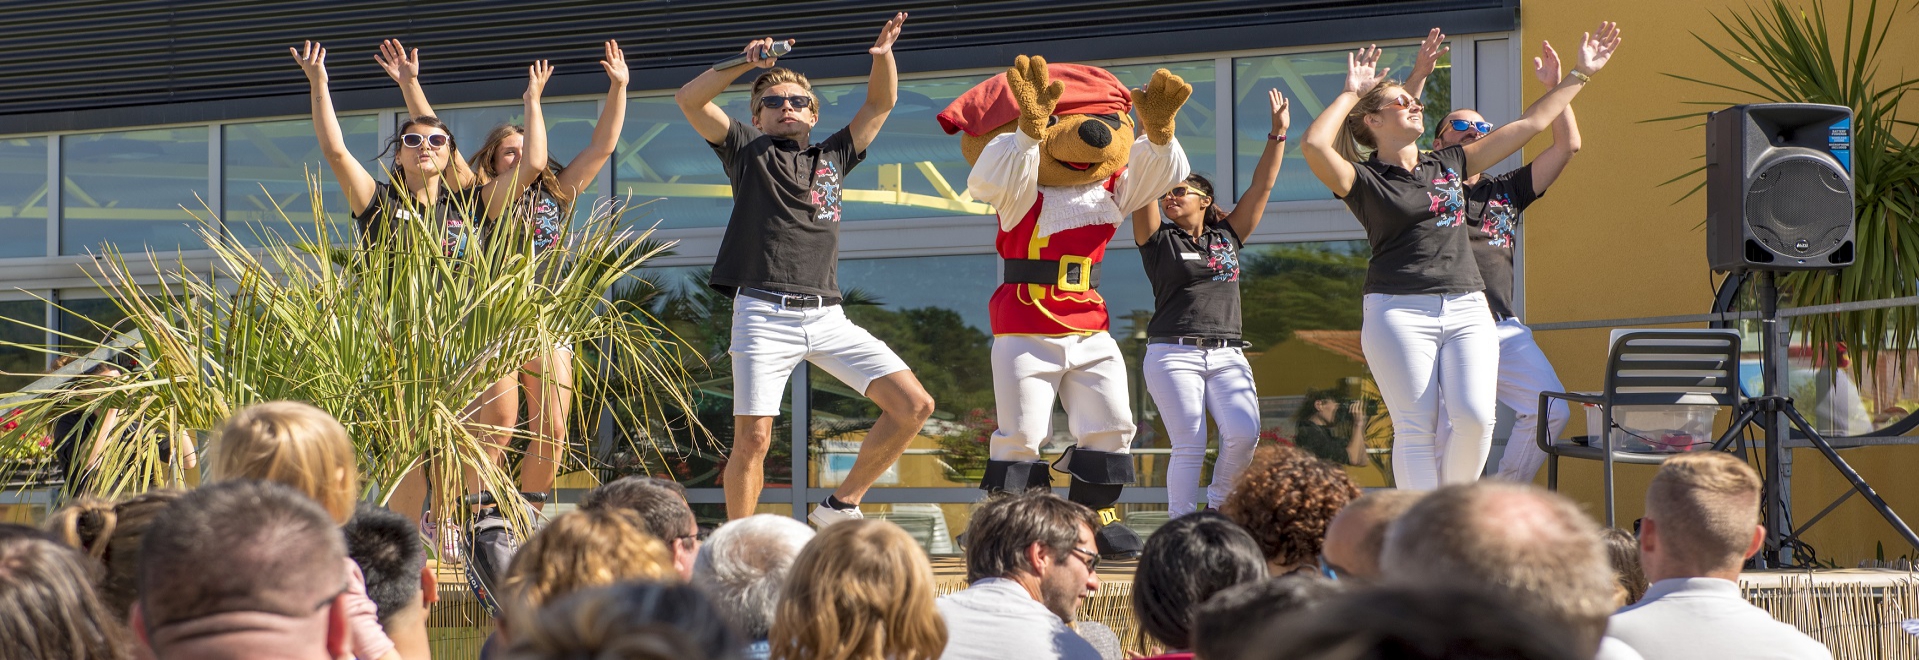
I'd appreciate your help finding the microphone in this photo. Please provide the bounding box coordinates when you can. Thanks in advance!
[712,41,792,71]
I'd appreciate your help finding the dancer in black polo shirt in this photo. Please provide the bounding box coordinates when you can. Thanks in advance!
[1298,25,1620,489]
[675,13,934,525]
[1130,89,1290,516]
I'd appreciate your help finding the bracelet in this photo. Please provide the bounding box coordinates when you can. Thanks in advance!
[1267,133,1287,142]
[1568,70,1593,84]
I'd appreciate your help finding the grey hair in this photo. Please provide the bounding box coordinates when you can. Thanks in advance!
[690,514,816,640]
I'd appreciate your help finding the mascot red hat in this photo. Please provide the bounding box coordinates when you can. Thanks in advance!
[937,64,1131,137]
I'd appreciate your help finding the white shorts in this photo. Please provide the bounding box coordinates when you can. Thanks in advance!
[730,296,911,417]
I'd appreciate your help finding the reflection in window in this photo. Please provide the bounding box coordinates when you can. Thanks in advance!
[434,102,606,227]
[1,300,45,393]
[0,138,48,258]
[1108,61,1219,186]
[61,128,210,255]
[54,297,129,359]
[223,116,376,247]
[1233,46,1450,200]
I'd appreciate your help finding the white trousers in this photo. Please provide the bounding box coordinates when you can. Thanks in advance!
[1361,292,1499,490]
[730,297,910,416]
[1434,318,1570,483]
[988,333,1135,461]
[1142,344,1261,516]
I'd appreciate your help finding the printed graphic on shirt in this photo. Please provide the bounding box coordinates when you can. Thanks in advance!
[1428,168,1465,227]
[529,195,562,250]
[1206,234,1240,282]
[1479,193,1517,249]
[444,217,470,257]
[812,160,844,223]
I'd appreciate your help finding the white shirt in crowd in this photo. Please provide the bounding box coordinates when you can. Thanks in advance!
[936,578,1102,660]
[1607,578,1833,660]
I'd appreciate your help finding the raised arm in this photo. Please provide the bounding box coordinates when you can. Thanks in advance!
[553,40,629,201]
[1225,89,1292,240]
[292,42,377,215]
[1401,28,1449,102]
[376,39,475,189]
[1461,22,1619,175]
[1302,46,1388,198]
[484,61,552,216]
[1131,203,1161,247]
[848,12,906,152]
[1525,42,1581,195]
[676,38,788,145]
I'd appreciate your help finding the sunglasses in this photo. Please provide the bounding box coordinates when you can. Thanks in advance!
[760,94,814,111]
[1447,119,1495,134]
[1381,96,1424,111]
[1162,186,1210,200]
[401,133,449,149]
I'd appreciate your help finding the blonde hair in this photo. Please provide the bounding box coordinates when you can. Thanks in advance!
[468,124,567,200]
[750,68,819,117]
[1335,80,1407,162]
[769,519,946,660]
[504,508,675,613]
[1645,452,1763,575]
[209,401,358,525]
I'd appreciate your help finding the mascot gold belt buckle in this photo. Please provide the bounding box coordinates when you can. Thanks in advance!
[1056,255,1093,292]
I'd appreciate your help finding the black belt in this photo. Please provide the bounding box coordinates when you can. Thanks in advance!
[738,288,841,309]
[1003,257,1100,292]
[1150,336,1249,349]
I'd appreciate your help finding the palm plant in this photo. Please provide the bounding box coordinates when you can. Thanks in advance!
[0,176,708,533]
[1653,0,1919,366]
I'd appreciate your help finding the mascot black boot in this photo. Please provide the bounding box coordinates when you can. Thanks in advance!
[980,459,1054,493]
[1059,447,1142,559]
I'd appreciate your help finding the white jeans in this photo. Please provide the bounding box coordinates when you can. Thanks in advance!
[1142,343,1260,516]
[988,333,1135,461]
[1361,291,1499,490]
[730,297,910,416]
[1435,318,1570,483]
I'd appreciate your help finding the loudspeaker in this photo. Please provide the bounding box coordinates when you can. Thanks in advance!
[1706,103,1855,272]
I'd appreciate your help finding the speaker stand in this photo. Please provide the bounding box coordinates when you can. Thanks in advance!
[1745,271,1919,566]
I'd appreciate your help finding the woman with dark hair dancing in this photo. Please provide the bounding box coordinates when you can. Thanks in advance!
[1130,89,1289,516]
[1298,24,1621,489]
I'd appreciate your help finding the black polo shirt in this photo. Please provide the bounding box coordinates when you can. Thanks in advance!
[1339,145,1483,295]
[1463,164,1541,320]
[707,119,866,298]
[1140,219,1243,339]
[353,182,479,257]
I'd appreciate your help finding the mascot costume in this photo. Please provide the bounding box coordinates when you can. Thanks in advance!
[939,56,1190,558]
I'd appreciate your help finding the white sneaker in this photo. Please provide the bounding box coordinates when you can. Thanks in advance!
[808,502,865,528]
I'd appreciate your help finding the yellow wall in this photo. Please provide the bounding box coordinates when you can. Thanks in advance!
[1518,0,1919,563]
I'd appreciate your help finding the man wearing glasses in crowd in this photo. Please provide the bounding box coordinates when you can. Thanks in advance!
[676,13,936,527]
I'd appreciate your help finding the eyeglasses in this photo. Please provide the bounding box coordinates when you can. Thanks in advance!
[1067,546,1101,572]
[760,94,814,111]
[401,133,449,149]
[1381,96,1424,111]
[1161,186,1210,200]
[1447,119,1495,134]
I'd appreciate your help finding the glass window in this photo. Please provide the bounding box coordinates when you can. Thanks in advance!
[222,116,377,247]
[434,101,607,227]
[0,138,48,258]
[1,300,45,393]
[1234,46,1451,201]
[61,127,210,255]
[55,297,130,357]
[1107,61,1219,185]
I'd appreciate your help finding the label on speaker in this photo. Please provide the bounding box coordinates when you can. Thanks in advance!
[1830,118,1852,173]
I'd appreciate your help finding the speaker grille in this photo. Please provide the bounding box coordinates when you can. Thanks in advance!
[1745,157,1851,256]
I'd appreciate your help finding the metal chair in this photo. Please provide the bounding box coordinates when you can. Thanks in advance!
[1536,330,1743,525]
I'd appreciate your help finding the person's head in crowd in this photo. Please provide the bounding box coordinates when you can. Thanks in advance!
[209,401,358,525]
[963,490,1103,623]
[343,504,436,660]
[692,514,816,643]
[1381,483,1617,657]
[505,581,745,660]
[46,489,184,619]
[1246,584,1584,660]
[1321,489,1424,582]
[0,531,134,660]
[503,507,674,626]
[580,476,700,579]
[1222,445,1362,574]
[1640,452,1765,583]
[1192,574,1344,660]
[134,480,351,660]
[770,519,946,660]
[1132,511,1267,653]
[1601,527,1649,607]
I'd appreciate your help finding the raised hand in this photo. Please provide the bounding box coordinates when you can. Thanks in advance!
[742,37,791,70]
[869,12,906,57]
[1006,55,1063,140]
[602,40,629,88]
[1410,28,1449,82]
[1133,68,1193,146]
[1269,89,1292,135]
[1348,400,1366,419]
[374,39,420,84]
[1533,40,1563,87]
[1575,21,1622,76]
[1345,45,1389,95]
[525,60,553,101]
[291,40,328,83]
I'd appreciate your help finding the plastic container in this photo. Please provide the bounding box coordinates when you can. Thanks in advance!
[1584,404,1717,453]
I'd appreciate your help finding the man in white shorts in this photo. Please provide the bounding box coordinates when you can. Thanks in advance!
[675,14,934,526]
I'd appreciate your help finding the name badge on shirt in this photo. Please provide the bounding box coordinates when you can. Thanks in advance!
[1179,252,1201,261]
